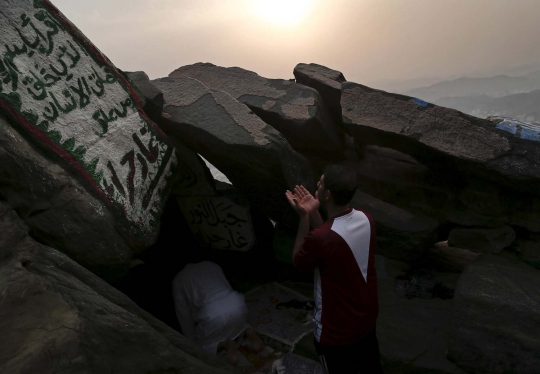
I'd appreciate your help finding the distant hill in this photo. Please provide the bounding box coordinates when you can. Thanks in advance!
[435,89,540,123]
[405,73,540,102]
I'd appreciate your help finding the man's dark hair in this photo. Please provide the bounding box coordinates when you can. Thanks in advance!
[323,163,358,206]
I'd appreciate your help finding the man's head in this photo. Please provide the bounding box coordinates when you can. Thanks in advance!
[316,164,358,207]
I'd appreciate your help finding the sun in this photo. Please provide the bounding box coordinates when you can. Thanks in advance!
[251,0,317,26]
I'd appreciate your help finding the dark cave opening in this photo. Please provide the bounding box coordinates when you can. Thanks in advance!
[111,196,312,333]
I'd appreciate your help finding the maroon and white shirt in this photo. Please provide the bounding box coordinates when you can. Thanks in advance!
[294,208,379,346]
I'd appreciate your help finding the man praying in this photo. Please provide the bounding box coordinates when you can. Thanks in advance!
[285,164,383,374]
[172,261,264,365]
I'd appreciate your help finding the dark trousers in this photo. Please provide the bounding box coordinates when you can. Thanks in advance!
[314,328,384,374]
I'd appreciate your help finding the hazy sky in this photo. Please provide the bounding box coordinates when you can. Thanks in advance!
[50,0,540,91]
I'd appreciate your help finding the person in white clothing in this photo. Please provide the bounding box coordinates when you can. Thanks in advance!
[172,261,264,365]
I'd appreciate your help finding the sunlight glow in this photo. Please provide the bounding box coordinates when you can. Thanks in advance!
[251,0,317,26]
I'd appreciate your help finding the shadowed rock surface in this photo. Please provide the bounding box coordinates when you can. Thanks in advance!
[447,225,516,254]
[341,82,540,194]
[0,201,237,374]
[515,232,540,265]
[170,63,345,159]
[351,190,439,262]
[152,76,314,227]
[0,114,133,281]
[376,255,466,374]
[448,254,540,373]
[168,137,217,198]
[345,147,458,225]
[445,210,507,228]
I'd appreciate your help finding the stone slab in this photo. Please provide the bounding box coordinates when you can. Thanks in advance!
[341,82,540,194]
[170,63,344,159]
[293,63,346,123]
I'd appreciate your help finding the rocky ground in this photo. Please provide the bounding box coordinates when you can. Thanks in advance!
[231,244,475,374]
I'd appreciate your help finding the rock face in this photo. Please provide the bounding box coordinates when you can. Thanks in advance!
[293,63,346,123]
[345,145,538,248]
[446,210,506,228]
[168,137,217,198]
[448,254,540,373]
[177,188,257,252]
[0,201,236,374]
[516,233,540,264]
[0,1,178,280]
[346,147,457,224]
[351,190,439,262]
[0,114,133,280]
[341,82,540,194]
[447,226,516,254]
[170,63,344,159]
[125,71,165,123]
[152,76,314,227]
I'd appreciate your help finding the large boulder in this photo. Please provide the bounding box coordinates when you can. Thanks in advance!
[0,201,236,374]
[448,254,540,373]
[341,82,540,194]
[152,77,314,227]
[0,114,133,280]
[124,70,165,123]
[293,63,346,123]
[168,137,217,198]
[351,190,439,262]
[170,63,344,159]
[0,1,178,280]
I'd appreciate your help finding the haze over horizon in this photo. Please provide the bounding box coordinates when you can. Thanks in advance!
[50,0,540,92]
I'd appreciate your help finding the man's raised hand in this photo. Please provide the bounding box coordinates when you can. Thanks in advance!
[294,185,320,214]
[285,190,308,217]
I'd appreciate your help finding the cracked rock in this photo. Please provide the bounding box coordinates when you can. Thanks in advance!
[152,76,315,227]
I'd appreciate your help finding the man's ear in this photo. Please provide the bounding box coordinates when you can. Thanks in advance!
[325,189,332,202]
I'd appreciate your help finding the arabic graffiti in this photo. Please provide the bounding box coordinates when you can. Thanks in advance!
[0,1,176,235]
[177,196,255,251]
[174,159,199,191]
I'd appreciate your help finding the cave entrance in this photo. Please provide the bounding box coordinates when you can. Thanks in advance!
[111,194,312,341]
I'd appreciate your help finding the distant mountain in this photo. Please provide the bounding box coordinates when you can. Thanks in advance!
[369,76,458,94]
[435,89,540,123]
[524,70,540,80]
[405,73,540,102]
[501,62,540,77]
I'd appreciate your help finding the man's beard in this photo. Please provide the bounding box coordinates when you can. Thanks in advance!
[318,201,328,220]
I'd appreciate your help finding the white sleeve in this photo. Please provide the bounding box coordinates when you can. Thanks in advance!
[173,281,196,341]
